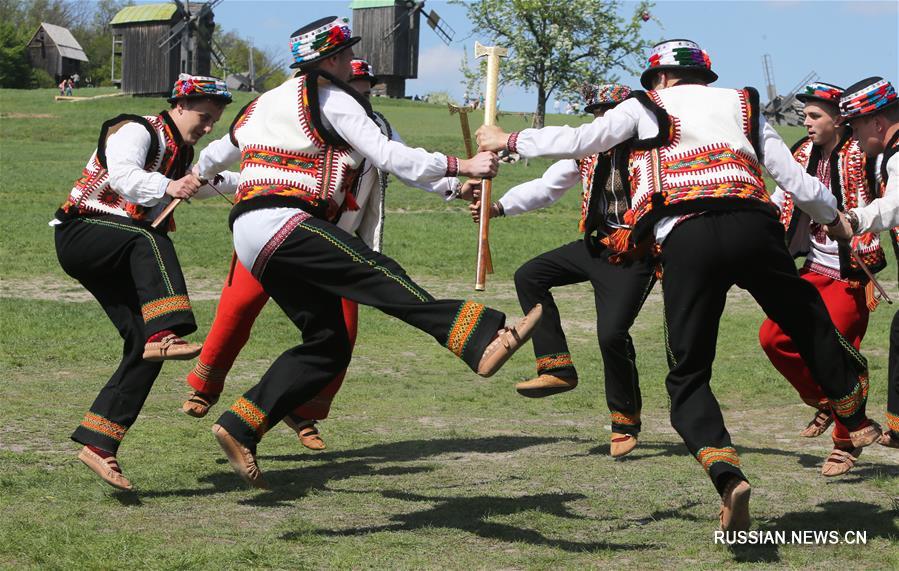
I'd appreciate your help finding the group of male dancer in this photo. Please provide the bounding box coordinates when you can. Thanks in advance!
[53,14,898,532]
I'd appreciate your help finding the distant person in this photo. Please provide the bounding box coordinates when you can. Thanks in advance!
[72,73,80,87]
[477,37,882,532]
[65,78,73,96]
[52,74,234,491]
[58,79,66,96]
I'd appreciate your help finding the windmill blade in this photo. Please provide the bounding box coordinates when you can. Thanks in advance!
[172,0,188,18]
[192,0,223,23]
[159,19,189,49]
[384,1,424,40]
[426,9,454,45]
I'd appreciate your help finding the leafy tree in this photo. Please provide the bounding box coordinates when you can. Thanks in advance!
[211,27,287,92]
[455,0,654,127]
[0,20,31,87]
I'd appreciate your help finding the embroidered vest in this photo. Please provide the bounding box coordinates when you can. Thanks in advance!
[778,135,884,279]
[880,131,899,280]
[228,70,367,226]
[60,111,192,230]
[627,86,771,241]
[578,147,631,229]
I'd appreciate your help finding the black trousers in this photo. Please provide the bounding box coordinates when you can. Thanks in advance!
[888,311,899,436]
[514,239,656,435]
[55,215,197,453]
[660,210,869,495]
[216,216,506,450]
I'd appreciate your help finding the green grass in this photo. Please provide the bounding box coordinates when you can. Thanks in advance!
[1,87,897,569]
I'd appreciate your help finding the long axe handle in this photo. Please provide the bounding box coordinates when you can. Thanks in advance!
[151,198,182,229]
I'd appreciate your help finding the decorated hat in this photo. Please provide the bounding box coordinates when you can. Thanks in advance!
[289,16,360,69]
[168,73,232,104]
[350,58,377,86]
[796,81,843,106]
[582,83,631,113]
[640,39,717,89]
[840,77,899,119]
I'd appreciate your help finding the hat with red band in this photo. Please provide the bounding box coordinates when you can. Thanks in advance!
[350,58,377,86]
[168,73,231,104]
[796,81,843,105]
[581,83,631,113]
[840,77,899,119]
[289,16,360,69]
[640,39,717,89]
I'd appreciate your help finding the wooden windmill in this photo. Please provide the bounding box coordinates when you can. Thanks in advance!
[110,1,219,95]
[351,0,455,98]
[760,54,817,126]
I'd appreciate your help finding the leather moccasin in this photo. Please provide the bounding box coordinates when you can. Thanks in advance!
[78,446,133,491]
[849,421,882,449]
[182,391,218,417]
[610,433,638,458]
[719,479,751,532]
[284,416,326,451]
[212,424,268,489]
[821,447,862,477]
[799,409,833,438]
[515,374,578,398]
[477,304,543,378]
[143,334,202,362]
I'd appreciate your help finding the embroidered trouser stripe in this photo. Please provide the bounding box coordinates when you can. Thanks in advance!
[536,353,574,373]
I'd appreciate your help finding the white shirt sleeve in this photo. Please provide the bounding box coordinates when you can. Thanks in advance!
[512,98,644,159]
[389,126,460,200]
[195,133,242,179]
[105,122,170,206]
[852,153,899,233]
[760,118,837,224]
[320,87,451,183]
[498,159,581,216]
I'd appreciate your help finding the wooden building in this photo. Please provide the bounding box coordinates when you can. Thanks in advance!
[110,2,214,96]
[25,23,89,84]
[351,0,421,98]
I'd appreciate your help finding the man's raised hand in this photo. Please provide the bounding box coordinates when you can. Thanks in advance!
[166,173,204,200]
[476,125,510,153]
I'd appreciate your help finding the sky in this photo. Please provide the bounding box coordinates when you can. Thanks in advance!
[170,0,898,112]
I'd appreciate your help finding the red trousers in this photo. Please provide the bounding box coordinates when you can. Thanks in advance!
[759,268,869,444]
[187,257,357,419]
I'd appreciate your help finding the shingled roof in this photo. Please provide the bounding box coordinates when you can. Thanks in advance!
[31,23,89,62]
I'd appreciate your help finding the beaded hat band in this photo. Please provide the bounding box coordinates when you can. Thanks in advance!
[640,39,717,89]
[168,73,231,104]
[289,16,360,69]
[840,77,899,119]
[350,59,377,86]
[796,82,843,105]
[582,83,631,112]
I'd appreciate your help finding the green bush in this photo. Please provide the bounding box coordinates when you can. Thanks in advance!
[30,67,55,88]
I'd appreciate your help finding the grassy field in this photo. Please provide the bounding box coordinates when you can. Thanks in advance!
[0,87,896,569]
